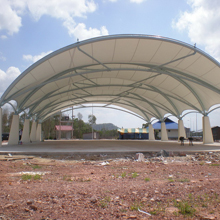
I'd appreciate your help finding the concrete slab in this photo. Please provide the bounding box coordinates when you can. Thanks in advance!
[0,140,220,156]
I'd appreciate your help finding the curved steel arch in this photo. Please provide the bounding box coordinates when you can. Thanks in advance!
[39,100,152,122]
[15,63,216,116]
[37,95,160,121]
[42,105,147,123]
[14,63,220,111]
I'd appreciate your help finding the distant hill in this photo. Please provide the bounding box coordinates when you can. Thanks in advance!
[92,123,119,131]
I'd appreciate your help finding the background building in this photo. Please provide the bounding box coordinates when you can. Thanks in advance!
[212,126,220,141]
[153,118,190,140]
[83,132,100,140]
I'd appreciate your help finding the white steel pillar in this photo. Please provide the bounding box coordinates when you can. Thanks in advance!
[8,114,19,145]
[0,108,2,147]
[161,121,168,141]
[22,118,30,143]
[36,123,42,141]
[30,121,37,142]
[178,119,186,140]
[148,124,155,140]
[203,116,214,144]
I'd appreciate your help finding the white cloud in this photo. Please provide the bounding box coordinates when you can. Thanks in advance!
[0,67,21,96]
[27,0,97,21]
[1,35,7,39]
[23,51,53,63]
[0,0,100,39]
[130,0,145,3]
[0,52,6,61]
[68,23,109,41]
[0,0,22,35]
[172,0,220,61]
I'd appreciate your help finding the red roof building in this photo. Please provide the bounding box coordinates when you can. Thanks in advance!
[55,125,73,131]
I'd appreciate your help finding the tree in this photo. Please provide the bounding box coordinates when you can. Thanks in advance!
[42,115,60,139]
[77,112,83,120]
[2,108,9,132]
[8,111,14,131]
[88,114,96,125]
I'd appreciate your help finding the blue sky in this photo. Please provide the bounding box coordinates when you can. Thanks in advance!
[1,0,220,130]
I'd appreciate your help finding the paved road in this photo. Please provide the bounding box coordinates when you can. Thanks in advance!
[0,140,220,155]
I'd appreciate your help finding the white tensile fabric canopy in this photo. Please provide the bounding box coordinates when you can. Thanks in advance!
[1,34,220,122]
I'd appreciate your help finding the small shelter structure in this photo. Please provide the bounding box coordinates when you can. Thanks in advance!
[55,125,74,139]
[118,128,149,139]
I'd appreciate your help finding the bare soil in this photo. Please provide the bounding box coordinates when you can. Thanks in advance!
[0,152,220,220]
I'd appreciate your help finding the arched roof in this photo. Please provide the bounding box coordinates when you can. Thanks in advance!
[1,34,220,122]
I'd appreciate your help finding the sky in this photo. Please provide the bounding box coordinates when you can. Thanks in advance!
[1,0,220,130]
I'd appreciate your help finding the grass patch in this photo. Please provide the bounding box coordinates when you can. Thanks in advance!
[99,196,111,208]
[168,178,174,182]
[130,201,142,211]
[131,172,138,178]
[144,177,150,182]
[149,210,157,215]
[21,174,32,181]
[33,174,41,180]
[178,178,190,182]
[121,172,126,178]
[174,200,196,216]
[63,175,72,181]
[32,165,42,169]
[21,174,41,181]
[210,163,220,166]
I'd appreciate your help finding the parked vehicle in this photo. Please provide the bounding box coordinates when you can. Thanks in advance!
[2,133,9,141]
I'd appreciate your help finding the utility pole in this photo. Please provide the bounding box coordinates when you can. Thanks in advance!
[92,103,93,140]
[72,106,74,139]
[59,111,61,140]
[196,113,197,138]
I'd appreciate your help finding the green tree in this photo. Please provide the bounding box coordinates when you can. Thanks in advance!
[99,128,118,139]
[88,114,96,125]
[77,112,83,120]
[42,115,59,139]
[73,118,92,138]
[2,108,9,132]
[8,111,14,131]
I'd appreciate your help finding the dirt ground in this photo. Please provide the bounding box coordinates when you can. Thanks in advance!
[0,152,219,220]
